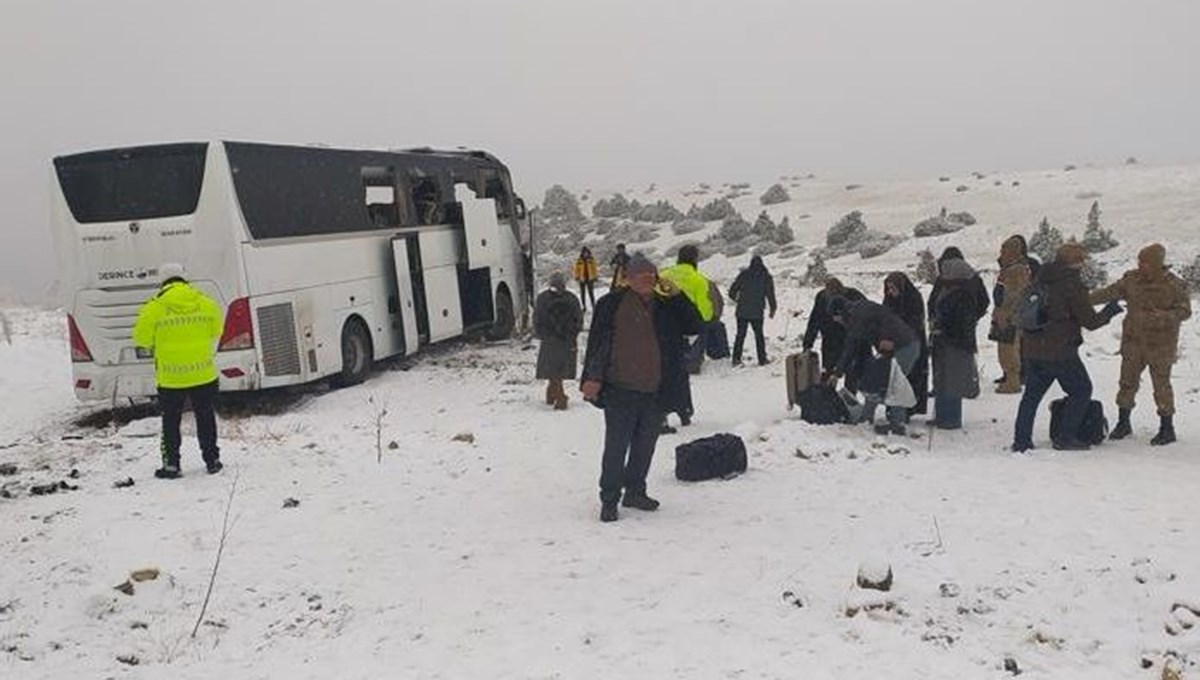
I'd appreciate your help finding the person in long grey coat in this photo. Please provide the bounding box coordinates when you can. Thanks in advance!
[929,258,987,429]
[534,272,584,410]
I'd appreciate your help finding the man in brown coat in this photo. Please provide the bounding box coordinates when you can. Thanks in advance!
[1089,243,1192,445]
[991,235,1032,394]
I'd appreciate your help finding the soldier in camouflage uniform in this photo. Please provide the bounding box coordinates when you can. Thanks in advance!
[1090,244,1193,445]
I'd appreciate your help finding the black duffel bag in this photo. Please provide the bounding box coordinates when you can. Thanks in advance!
[1048,398,1108,446]
[797,384,851,425]
[675,433,747,482]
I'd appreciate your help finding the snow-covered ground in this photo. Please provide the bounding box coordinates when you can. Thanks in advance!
[3,163,1200,679]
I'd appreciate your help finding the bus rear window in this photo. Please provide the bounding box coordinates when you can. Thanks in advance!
[54,143,208,224]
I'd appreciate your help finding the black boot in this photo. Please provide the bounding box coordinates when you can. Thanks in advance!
[622,492,660,511]
[1151,415,1176,446]
[600,502,619,523]
[1109,408,1133,440]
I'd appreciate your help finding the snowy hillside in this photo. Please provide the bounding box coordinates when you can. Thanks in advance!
[3,162,1200,679]
[534,162,1200,296]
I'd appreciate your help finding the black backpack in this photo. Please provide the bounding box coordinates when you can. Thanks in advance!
[1048,398,1108,446]
[1017,281,1051,333]
[796,385,851,425]
[675,433,747,481]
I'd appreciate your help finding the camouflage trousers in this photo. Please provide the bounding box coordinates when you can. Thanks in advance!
[996,337,1022,391]
[1117,347,1175,416]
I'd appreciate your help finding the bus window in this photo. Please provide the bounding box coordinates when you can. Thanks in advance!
[411,178,444,225]
[54,143,208,223]
[362,166,400,228]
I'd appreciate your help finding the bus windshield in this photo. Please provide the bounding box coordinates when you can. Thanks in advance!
[54,143,208,224]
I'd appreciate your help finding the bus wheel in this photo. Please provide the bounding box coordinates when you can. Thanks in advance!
[333,318,373,387]
[486,287,515,341]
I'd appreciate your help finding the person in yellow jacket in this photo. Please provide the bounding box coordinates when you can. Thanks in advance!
[132,263,225,479]
[573,246,599,311]
[656,244,712,427]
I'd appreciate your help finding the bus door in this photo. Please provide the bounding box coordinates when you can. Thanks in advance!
[390,235,421,356]
[455,184,499,269]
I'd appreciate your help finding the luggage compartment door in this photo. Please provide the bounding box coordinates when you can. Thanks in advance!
[390,237,420,356]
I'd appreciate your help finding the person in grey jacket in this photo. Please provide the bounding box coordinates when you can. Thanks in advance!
[728,255,777,366]
[534,273,584,410]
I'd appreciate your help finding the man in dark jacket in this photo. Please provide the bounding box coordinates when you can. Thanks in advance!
[827,296,920,435]
[883,272,928,416]
[803,279,853,373]
[728,255,777,366]
[1011,243,1123,452]
[534,272,584,410]
[581,253,702,523]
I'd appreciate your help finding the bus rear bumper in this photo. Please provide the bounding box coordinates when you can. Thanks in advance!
[72,354,260,401]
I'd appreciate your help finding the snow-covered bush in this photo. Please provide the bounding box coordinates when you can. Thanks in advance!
[858,234,904,259]
[827,211,869,248]
[1178,255,1200,294]
[913,216,963,238]
[1079,255,1109,288]
[671,218,705,236]
[688,198,738,222]
[631,199,684,224]
[719,214,752,242]
[802,254,830,286]
[947,211,976,226]
[760,183,791,205]
[592,193,632,218]
[775,217,795,245]
[1029,218,1064,264]
[1081,201,1118,253]
[541,185,583,222]
[914,249,938,284]
[753,241,781,257]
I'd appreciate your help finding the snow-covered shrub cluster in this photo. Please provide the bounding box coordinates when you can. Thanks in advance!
[1081,201,1118,253]
[671,218,705,236]
[820,211,904,260]
[1178,255,1200,294]
[801,254,830,286]
[760,183,791,205]
[1079,255,1109,288]
[592,195,683,223]
[687,197,738,222]
[1029,217,1065,264]
[914,249,939,284]
[913,209,976,238]
[541,185,584,223]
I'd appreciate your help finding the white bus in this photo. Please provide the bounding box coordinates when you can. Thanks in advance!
[52,141,533,401]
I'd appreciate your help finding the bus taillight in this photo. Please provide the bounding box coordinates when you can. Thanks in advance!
[67,314,93,362]
[219,298,254,351]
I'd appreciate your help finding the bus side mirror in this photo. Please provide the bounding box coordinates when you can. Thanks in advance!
[514,199,527,221]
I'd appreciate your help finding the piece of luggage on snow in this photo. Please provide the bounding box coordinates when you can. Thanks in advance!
[705,321,730,360]
[675,433,747,481]
[785,350,822,409]
[795,384,851,425]
[1048,398,1108,445]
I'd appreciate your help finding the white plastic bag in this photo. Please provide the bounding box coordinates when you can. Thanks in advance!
[884,358,917,408]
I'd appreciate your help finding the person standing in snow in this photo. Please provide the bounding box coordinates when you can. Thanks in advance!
[1011,243,1123,452]
[990,236,1033,394]
[534,272,584,411]
[728,255,777,366]
[581,253,702,523]
[882,271,929,418]
[609,243,630,289]
[1089,243,1192,445]
[573,247,599,312]
[658,244,712,426]
[132,263,225,479]
[803,278,863,385]
[929,259,988,429]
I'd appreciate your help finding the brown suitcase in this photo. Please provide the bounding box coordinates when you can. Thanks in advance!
[785,350,822,409]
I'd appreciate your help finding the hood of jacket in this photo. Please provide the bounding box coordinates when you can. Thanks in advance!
[999,236,1025,267]
[1139,243,1167,273]
[157,282,207,314]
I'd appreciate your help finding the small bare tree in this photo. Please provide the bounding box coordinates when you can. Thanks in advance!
[192,471,239,638]
[369,395,389,464]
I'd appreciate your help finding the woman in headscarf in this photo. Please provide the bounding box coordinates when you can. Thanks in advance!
[929,259,987,428]
[883,272,928,417]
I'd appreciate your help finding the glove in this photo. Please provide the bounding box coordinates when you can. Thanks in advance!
[656,277,681,297]
[1100,301,1124,318]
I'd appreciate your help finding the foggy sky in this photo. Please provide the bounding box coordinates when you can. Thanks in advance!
[3,0,1199,300]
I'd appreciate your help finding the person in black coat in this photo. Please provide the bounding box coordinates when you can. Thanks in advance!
[929,259,987,428]
[928,247,989,322]
[803,279,864,378]
[728,255,778,366]
[883,272,929,417]
[826,296,920,434]
[581,253,702,522]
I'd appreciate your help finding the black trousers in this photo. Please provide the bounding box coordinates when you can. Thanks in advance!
[599,386,663,504]
[159,380,220,468]
[733,317,766,364]
[578,281,596,310]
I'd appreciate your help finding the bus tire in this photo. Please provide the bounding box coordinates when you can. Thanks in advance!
[486,287,515,341]
[332,318,373,387]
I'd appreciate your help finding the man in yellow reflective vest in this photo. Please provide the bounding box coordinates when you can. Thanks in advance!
[132,263,225,479]
[657,244,712,428]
